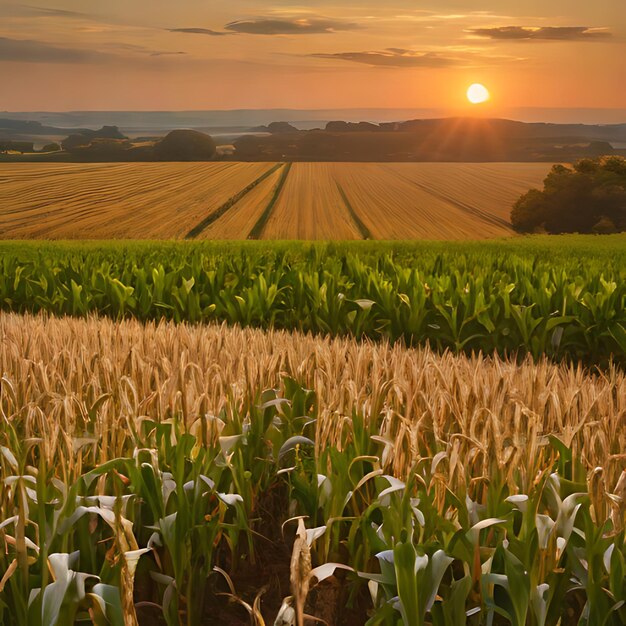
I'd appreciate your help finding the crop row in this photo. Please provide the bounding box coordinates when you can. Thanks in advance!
[0,162,550,240]
[1,372,624,625]
[1,238,625,364]
[1,311,624,624]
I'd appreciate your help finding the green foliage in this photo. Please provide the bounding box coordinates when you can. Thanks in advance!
[511,157,626,234]
[0,237,625,364]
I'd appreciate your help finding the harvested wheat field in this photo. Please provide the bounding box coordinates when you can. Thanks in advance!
[385,162,552,224]
[196,163,286,239]
[261,162,363,239]
[0,162,274,239]
[0,161,551,240]
[2,311,624,487]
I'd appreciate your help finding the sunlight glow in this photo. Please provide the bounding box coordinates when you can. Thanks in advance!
[467,83,490,104]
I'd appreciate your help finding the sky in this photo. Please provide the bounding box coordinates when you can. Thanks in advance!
[0,0,625,117]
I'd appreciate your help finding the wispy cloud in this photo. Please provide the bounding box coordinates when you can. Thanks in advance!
[105,42,187,57]
[168,28,229,37]
[468,26,612,41]
[0,36,111,63]
[310,47,520,69]
[224,17,358,35]
[18,5,89,18]
[0,36,186,64]
[150,50,186,57]
[311,49,459,68]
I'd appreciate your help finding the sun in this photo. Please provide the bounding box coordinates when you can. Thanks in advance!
[467,83,490,104]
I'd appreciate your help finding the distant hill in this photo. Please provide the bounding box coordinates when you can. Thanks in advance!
[0,127,217,162]
[2,107,625,128]
[61,126,127,151]
[248,121,299,134]
[0,118,89,136]
[233,117,626,162]
[2,116,625,162]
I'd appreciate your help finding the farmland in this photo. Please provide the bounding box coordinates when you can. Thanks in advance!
[1,311,625,625]
[0,237,624,364]
[0,162,551,240]
[1,236,625,625]
[0,162,274,240]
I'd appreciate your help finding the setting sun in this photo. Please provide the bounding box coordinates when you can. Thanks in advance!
[467,83,490,104]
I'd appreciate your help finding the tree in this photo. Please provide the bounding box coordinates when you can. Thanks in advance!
[511,156,626,234]
[153,130,216,161]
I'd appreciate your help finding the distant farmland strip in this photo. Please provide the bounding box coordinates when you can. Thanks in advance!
[196,166,286,239]
[247,162,292,239]
[385,163,548,226]
[0,162,273,239]
[336,182,372,239]
[185,163,284,239]
[0,162,552,240]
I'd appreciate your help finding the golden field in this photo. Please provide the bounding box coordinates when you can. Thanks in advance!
[2,311,624,491]
[2,311,625,625]
[0,161,551,240]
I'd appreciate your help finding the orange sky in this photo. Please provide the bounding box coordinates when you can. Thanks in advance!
[0,0,624,114]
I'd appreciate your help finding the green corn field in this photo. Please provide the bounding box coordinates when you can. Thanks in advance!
[0,236,625,365]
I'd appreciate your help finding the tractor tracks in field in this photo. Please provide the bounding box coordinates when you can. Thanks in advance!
[336,182,372,240]
[185,163,285,239]
[387,165,512,230]
[247,162,292,239]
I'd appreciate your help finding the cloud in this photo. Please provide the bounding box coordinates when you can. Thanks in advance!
[150,51,186,57]
[168,28,229,37]
[22,5,88,18]
[224,17,358,35]
[0,36,111,63]
[468,26,612,41]
[109,42,187,56]
[310,47,523,69]
[0,37,185,64]
[311,49,462,68]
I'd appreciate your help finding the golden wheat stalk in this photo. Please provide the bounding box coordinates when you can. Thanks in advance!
[1,312,624,493]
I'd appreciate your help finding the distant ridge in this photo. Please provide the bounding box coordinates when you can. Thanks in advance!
[233,117,626,162]
[1,107,625,130]
[2,116,625,163]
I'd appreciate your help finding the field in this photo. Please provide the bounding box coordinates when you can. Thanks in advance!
[1,237,624,364]
[0,162,274,240]
[1,237,625,625]
[0,162,551,240]
[1,311,625,625]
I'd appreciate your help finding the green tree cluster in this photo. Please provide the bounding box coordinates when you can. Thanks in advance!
[511,156,626,234]
[153,129,216,161]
